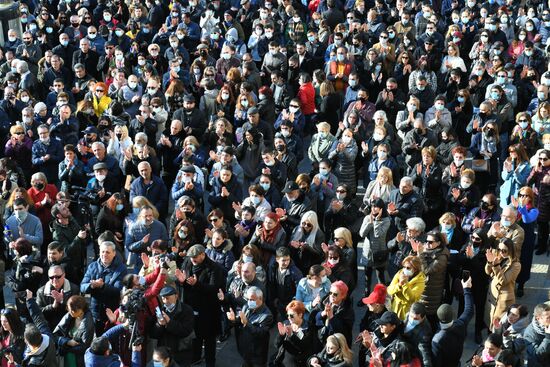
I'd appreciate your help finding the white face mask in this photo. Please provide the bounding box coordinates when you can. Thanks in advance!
[402,268,414,277]
[341,136,352,144]
[460,179,472,189]
[96,174,106,182]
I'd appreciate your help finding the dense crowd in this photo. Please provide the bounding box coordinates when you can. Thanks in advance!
[0,0,549,366]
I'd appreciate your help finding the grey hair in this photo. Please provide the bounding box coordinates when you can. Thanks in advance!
[18,60,29,73]
[406,217,426,232]
[99,241,116,251]
[400,176,413,186]
[31,172,47,184]
[246,286,263,300]
[91,141,105,150]
[135,132,148,143]
[373,110,387,123]
[502,205,516,214]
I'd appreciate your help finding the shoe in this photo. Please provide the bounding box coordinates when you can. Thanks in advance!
[475,332,482,345]
[535,248,547,255]
[190,358,204,366]
[517,286,524,298]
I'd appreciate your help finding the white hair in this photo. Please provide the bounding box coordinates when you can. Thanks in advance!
[406,217,426,232]
[246,286,263,300]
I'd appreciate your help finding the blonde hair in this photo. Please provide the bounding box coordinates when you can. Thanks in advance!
[333,227,353,248]
[421,146,437,160]
[114,124,129,139]
[326,333,353,365]
[461,168,475,182]
[10,124,24,135]
[317,121,331,132]
[131,196,159,219]
[319,81,335,97]
[377,167,393,183]
[439,212,457,226]
[31,172,47,185]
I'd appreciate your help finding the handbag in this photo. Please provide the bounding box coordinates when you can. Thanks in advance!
[465,158,490,172]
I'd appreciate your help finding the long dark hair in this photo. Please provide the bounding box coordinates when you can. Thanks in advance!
[0,308,25,341]
[389,340,417,367]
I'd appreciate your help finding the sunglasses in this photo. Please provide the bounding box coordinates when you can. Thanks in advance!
[497,247,508,253]
[287,313,295,319]
[96,89,104,93]
[49,274,63,280]
[329,292,339,296]
[334,237,343,241]
[14,132,24,135]
[518,193,528,197]
[289,105,300,108]
[380,36,388,39]
[540,157,549,161]
[210,217,219,222]
[425,239,437,244]
[302,222,312,227]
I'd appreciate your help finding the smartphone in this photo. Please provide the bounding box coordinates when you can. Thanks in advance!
[155,306,163,319]
[462,270,471,281]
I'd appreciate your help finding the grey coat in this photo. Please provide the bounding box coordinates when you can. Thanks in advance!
[359,215,391,268]
[308,133,337,163]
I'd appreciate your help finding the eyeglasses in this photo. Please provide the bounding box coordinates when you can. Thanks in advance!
[497,247,508,253]
[289,104,300,108]
[425,239,437,244]
[518,119,528,122]
[49,274,63,280]
[287,313,295,319]
[380,36,388,39]
[96,89,104,93]
[209,217,219,222]
[14,132,24,135]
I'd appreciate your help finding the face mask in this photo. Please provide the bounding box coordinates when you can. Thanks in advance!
[401,18,409,25]
[286,194,296,202]
[519,122,528,129]
[435,103,444,111]
[460,179,472,189]
[265,32,273,39]
[15,211,27,222]
[496,76,506,85]
[424,11,431,19]
[211,33,219,40]
[128,81,138,89]
[373,133,384,142]
[153,361,163,367]
[327,258,339,265]
[461,17,469,24]
[259,182,270,191]
[348,79,357,87]
[501,219,512,227]
[60,40,69,47]
[34,183,45,190]
[408,317,420,327]
[491,92,500,100]
[221,53,231,60]
[452,17,460,24]
[475,69,484,76]
[164,303,176,313]
[377,150,387,159]
[526,25,534,32]
[40,137,50,144]
[247,300,257,309]
[251,196,261,206]
[21,96,30,103]
[241,100,249,108]
[442,223,453,231]
[148,88,157,95]
[115,30,124,37]
[538,92,546,100]
[417,85,426,91]
[526,50,533,57]
[342,136,352,144]
[319,168,329,177]
[544,143,550,150]
[104,15,112,22]
[336,193,346,200]
[319,132,328,139]
[96,174,106,182]
[178,229,187,239]
[173,66,180,73]
[8,36,16,42]
[115,54,123,61]
[289,106,299,114]
[402,268,414,277]
[457,96,465,103]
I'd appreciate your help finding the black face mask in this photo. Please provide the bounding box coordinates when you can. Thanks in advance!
[116,133,122,139]
[415,128,424,135]
[478,112,486,119]
[34,183,45,190]
[481,201,490,211]
[199,49,208,57]
[275,144,285,152]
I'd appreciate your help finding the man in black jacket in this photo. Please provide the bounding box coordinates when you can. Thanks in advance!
[403,302,433,367]
[151,285,195,366]
[176,245,225,367]
[173,95,207,142]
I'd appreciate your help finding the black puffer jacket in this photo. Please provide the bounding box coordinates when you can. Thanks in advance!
[419,246,450,315]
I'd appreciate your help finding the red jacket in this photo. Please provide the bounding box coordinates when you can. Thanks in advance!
[297,82,316,115]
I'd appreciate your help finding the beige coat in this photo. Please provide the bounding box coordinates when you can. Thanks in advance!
[488,223,525,255]
[485,258,521,330]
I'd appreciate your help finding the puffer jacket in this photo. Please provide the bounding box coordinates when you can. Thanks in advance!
[419,246,450,315]
[53,310,95,367]
[205,239,236,274]
[359,215,391,268]
[328,139,359,193]
[295,277,331,316]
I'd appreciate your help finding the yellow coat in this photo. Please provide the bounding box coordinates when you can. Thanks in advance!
[93,95,112,117]
[387,270,426,320]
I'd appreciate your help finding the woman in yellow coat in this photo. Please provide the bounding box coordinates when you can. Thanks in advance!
[387,255,426,320]
[92,82,112,117]
[485,238,521,331]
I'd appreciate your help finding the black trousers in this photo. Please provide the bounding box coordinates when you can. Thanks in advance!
[192,334,217,367]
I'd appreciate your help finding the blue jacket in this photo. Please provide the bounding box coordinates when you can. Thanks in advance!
[432,288,474,367]
[499,161,531,208]
[205,239,235,274]
[80,257,127,321]
[129,176,168,217]
[31,138,64,184]
[6,212,43,248]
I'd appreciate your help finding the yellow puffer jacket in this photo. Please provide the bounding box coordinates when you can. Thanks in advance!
[387,270,426,320]
[93,95,112,117]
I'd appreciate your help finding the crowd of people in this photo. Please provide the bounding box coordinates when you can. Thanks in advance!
[0,0,549,366]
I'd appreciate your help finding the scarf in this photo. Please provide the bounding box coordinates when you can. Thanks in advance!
[480,135,497,154]
[260,213,282,243]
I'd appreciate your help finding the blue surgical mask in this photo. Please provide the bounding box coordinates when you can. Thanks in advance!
[247,300,257,309]
[260,183,270,191]
[243,255,253,263]
[115,204,124,211]
[457,96,465,103]
[251,196,261,205]
[138,276,146,286]
[60,40,69,47]
[337,54,345,62]
[496,76,506,85]
[490,92,500,100]
[407,318,420,327]
[319,168,329,177]
[153,361,163,367]
[132,207,140,215]
[501,219,512,227]
[441,223,453,231]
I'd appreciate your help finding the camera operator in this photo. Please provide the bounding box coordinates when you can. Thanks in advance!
[36,265,80,330]
[139,240,177,283]
[51,203,88,282]
[151,285,195,367]
[85,162,118,215]
[125,206,168,270]
[5,198,44,255]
